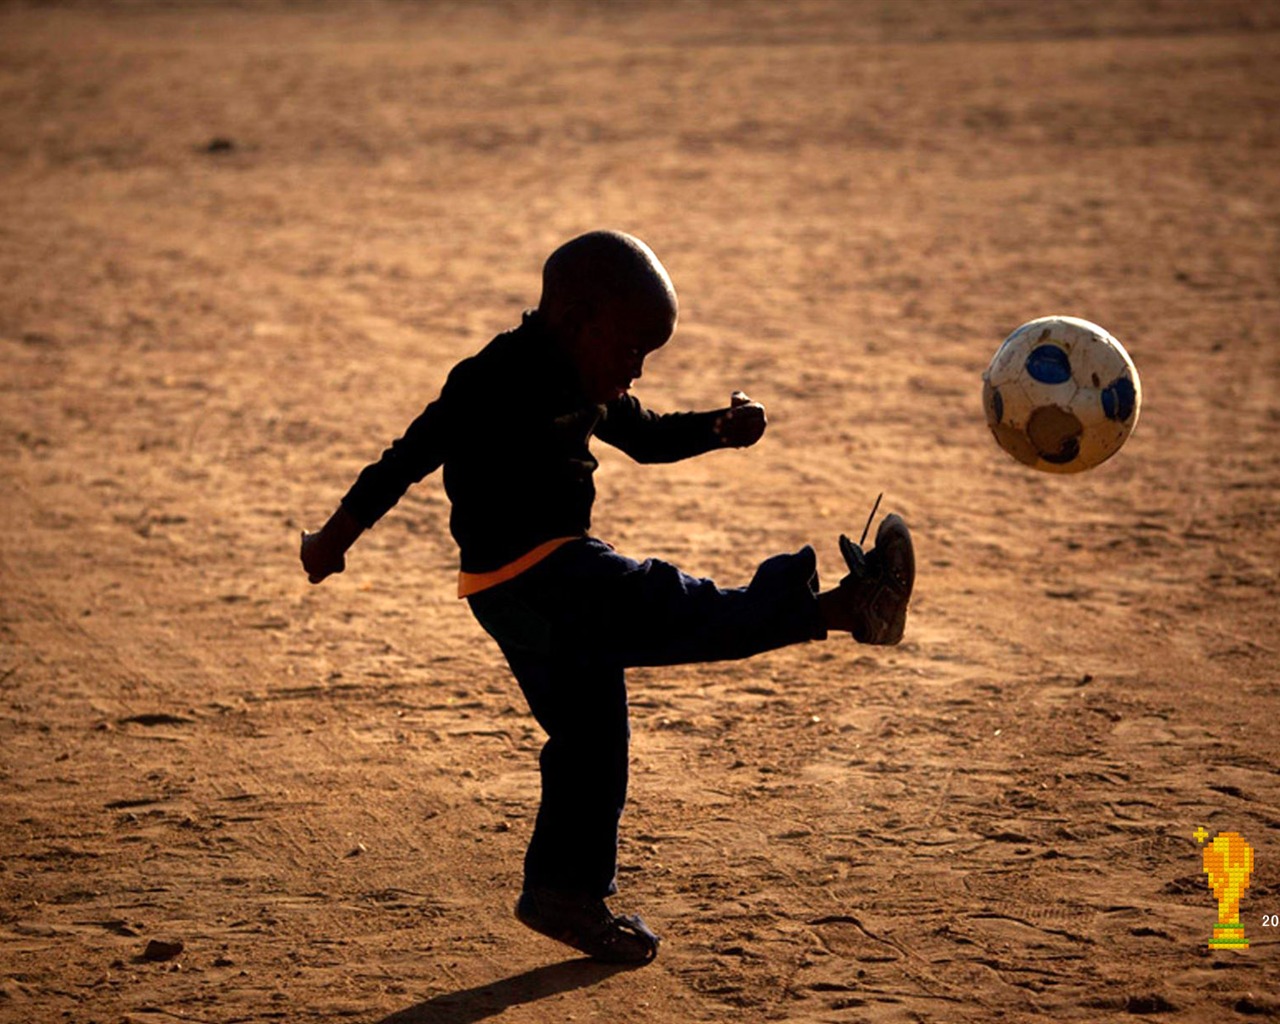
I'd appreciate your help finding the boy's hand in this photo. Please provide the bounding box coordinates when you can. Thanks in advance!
[301,529,345,584]
[300,505,364,584]
[714,391,767,448]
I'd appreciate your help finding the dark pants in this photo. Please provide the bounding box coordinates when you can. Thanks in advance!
[467,538,826,898]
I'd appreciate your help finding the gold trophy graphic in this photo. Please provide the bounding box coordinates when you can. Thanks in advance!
[1194,828,1254,949]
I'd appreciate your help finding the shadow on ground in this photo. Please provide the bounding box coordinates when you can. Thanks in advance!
[375,959,638,1024]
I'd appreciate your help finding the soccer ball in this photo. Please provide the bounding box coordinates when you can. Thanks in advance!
[982,316,1141,474]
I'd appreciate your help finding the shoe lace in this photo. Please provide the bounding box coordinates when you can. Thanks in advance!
[858,492,884,548]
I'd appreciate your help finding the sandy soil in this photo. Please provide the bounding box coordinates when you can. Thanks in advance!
[2,2,1279,1021]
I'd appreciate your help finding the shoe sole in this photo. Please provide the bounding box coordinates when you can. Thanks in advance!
[869,514,913,644]
[876,514,914,598]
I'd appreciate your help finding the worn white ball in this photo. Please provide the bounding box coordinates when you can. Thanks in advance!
[982,316,1141,474]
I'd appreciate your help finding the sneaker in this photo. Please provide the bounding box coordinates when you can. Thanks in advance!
[835,513,914,645]
[515,887,660,965]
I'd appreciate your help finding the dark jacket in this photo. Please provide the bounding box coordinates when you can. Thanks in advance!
[341,311,723,573]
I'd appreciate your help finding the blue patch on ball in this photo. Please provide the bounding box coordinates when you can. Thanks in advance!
[1025,344,1072,385]
[1101,376,1136,422]
[992,387,1004,423]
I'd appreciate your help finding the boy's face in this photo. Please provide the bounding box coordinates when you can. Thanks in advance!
[574,298,676,404]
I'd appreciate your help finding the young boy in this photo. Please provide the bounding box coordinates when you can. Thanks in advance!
[301,231,913,965]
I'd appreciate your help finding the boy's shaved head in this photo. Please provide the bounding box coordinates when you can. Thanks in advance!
[538,231,679,404]
[539,230,678,328]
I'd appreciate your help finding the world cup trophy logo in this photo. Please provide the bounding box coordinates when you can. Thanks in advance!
[1195,828,1254,949]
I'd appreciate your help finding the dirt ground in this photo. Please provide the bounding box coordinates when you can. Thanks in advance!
[2,1,1279,1021]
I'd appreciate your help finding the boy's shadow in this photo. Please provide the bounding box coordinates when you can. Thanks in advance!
[374,958,637,1024]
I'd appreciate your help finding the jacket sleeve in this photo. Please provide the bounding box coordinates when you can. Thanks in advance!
[594,395,724,464]
[339,365,466,528]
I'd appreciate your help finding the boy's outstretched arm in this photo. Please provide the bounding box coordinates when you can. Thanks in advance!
[712,391,767,449]
[596,390,767,463]
[301,504,365,584]
[300,365,461,584]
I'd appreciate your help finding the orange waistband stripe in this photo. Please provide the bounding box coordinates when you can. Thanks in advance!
[457,536,581,598]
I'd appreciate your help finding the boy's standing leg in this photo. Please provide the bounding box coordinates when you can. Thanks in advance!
[498,643,630,901]
[488,636,661,963]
